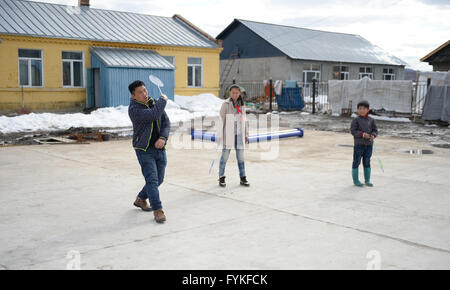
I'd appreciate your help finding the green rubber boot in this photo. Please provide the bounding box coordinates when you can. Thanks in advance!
[364,167,373,187]
[352,168,364,187]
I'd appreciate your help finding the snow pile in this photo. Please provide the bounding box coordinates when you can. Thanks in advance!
[164,99,197,124]
[0,94,224,134]
[0,106,132,134]
[167,94,224,123]
[174,94,223,117]
[165,99,181,110]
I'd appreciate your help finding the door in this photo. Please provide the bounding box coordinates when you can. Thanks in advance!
[94,68,100,107]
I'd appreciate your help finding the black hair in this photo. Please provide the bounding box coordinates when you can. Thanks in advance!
[229,84,244,106]
[357,100,370,109]
[229,84,241,91]
[232,96,244,107]
[128,80,145,94]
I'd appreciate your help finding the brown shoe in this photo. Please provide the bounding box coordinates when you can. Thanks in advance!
[133,197,152,212]
[154,209,166,223]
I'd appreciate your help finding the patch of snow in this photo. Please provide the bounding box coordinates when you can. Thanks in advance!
[0,94,224,134]
[165,99,181,110]
[0,106,132,134]
[174,94,223,117]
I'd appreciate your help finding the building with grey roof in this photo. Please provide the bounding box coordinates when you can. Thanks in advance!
[0,0,221,111]
[217,19,407,86]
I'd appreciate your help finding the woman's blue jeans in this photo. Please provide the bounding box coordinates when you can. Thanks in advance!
[219,135,246,177]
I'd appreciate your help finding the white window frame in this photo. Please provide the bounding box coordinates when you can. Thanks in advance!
[18,49,44,88]
[162,56,176,83]
[383,68,396,80]
[187,57,203,88]
[303,63,321,84]
[162,55,176,67]
[333,65,349,80]
[62,51,85,88]
[359,66,373,79]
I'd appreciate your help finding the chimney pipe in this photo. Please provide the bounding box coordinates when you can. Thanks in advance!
[78,0,90,6]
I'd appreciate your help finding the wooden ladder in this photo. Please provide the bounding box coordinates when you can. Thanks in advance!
[220,52,239,87]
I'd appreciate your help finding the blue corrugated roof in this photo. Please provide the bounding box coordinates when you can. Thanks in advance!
[218,19,407,66]
[0,0,218,48]
[90,47,175,69]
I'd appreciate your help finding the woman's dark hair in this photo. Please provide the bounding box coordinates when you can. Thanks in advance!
[229,84,241,91]
[225,84,247,105]
[128,80,145,94]
[357,100,370,109]
[232,96,244,106]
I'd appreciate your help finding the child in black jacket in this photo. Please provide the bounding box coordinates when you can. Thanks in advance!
[350,101,378,187]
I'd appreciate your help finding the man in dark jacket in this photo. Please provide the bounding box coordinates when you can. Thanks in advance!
[128,80,170,223]
[350,101,378,187]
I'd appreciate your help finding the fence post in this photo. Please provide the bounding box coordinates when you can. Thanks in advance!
[269,77,273,112]
[312,78,317,114]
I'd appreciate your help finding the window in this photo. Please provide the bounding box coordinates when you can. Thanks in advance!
[187,57,202,87]
[359,67,373,79]
[383,68,395,80]
[333,65,349,80]
[18,49,43,87]
[162,56,175,66]
[62,51,84,87]
[303,63,321,83]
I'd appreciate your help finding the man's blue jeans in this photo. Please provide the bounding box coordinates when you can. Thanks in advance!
[219,135,246,178]
[135,148,167,211]
[352,145,373,169]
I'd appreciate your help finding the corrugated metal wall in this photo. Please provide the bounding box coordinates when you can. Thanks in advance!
[90,53,175,107]
[91,54,110,108]
[107,67,175,107]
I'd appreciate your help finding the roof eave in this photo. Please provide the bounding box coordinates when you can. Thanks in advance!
[288,56,406,67]
[90,47,176,70]
[173,14,219,47]
[420,40,450,62]
[0,32,218,49]
[103,65,175,70]
[216,19,240,40]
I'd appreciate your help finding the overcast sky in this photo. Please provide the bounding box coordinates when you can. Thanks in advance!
[30,0,450,71]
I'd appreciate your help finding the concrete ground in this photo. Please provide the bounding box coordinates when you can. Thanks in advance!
[0,130,449,270]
